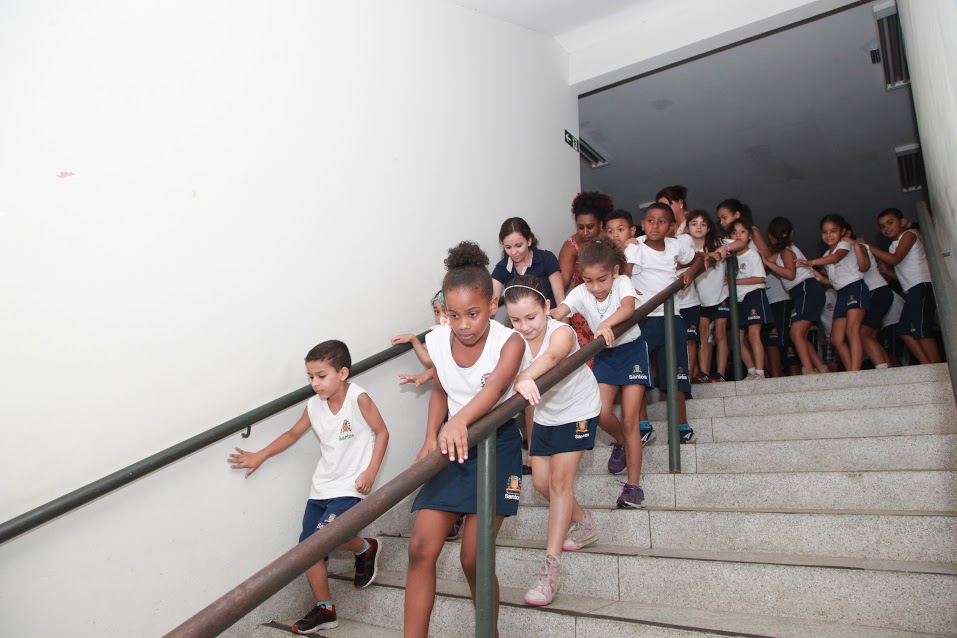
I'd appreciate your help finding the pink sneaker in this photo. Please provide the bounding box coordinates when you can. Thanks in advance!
[563,510,598,551]
[524,554,561,606]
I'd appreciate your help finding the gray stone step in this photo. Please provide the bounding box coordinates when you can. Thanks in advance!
[712,402,957,442]
[648,381,954,420]
[733,363,950,397]
[520,472,677,508]
[694,434,957,473]
[257,617,403,637]
[329,570,949,638]
[578,440,697,474]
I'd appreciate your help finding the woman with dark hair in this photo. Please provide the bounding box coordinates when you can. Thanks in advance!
[491,217,564,306]
[656,185,689,234]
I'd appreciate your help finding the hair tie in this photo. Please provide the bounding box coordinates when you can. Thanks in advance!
[504,284,547,300]
[430,291,444,305]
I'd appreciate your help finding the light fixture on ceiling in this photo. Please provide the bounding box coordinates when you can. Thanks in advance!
[873,0,909,90]
[895,143,925,192]
[579,137,609,169]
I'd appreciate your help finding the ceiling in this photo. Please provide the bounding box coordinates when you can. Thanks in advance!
[450,0,643,39]
[577,2,924,251]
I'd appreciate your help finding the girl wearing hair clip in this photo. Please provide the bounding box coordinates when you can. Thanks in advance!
[505,275,602,606]
[391,289,447,387]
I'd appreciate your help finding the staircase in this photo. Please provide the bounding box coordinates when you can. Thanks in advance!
[261,363,957,637]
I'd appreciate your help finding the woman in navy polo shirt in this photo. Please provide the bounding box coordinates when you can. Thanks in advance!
[491,217,564,307]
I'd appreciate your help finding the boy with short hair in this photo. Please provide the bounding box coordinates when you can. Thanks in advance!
[863,208,941,364]
[606,209,637,250]
[228,339,390,634]
[625,203,703,444]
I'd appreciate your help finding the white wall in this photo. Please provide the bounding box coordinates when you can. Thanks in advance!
[0,1,579,635]
[898,0,957,289]
[559,0,860,92]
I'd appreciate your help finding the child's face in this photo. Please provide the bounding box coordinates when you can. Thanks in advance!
[687,216,709,239]
[575,214,603,244]
[307,359,348,400]
[731,222,752,245]
[878,214,905,239]
[432,300,447,323]
[502,231,531,266]
[444,287,496,346]
[506,296,550,343]
[581,264,618,301]
[605,218,634,249]
[717,207,738,231]
[821,221,843,247]
[642,209,673,242]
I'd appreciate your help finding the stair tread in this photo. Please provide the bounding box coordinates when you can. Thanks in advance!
[262,617,403,637]
[509,504,957,516]
[330,570,947,638]
[381,533,957,575]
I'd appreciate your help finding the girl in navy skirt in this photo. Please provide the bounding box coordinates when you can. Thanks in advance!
[404,241,525,638]
[505,275,602,606]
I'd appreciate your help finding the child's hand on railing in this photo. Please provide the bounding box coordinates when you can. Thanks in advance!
[514,374,542,406]
[354,468,377,494]
[415,437,438,462]
[438,417,469,463]
[595,322,616,346]
[228,448,265,478]
[680,270,695,289]
[399,369,432,386]
[391,333,420,347]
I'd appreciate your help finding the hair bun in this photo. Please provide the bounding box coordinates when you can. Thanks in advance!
[445,241,490,271]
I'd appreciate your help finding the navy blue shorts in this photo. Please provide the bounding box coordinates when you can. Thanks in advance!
[899,282,936,339]
[834,280,869,319]
[639,315,692,394]
[701,298,731,320]
[592,337,653,387]
[763,300,792,348]
[300,496,363,543]
[412,419,523,517]
[738,290,771,330]
[789,279,825,323]
[528,416,598,456]
[680,305,702,344]
[863,286,893,330]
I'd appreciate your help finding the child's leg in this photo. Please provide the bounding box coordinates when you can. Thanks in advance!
[747,324,765,372]
[531,455,552,502]
[714,318,729,376]
[901,335,930,365]
[767,344,783,377]
[305,560,332,603]
[597,384,624,443]
[831,318,851,371]
[845,309,865,371]
[543,450,586,558]
[861,325,889,367]
[920,337,942,364]
[698,317,713,375]
[740,333,755,370]
[687,339,699,379]
[459,514,507,623]
[405,509,460,638]
[790,320,813,371]
[620,385,645,487]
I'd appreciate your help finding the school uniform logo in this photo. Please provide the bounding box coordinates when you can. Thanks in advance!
[770,327,778,337]
[628,364,648,381]
[316,512,336,531]
[480,373,491,388]
[678,366,688,381]
[848,295,857,306]
[574,421,590,440]
[504,475,521,501]
[339,419,354,441]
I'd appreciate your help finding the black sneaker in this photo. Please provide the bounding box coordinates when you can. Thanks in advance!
[640,423,654,446]
[446,514,465,541]
[522,464,533,475]
[679,424,695,444]
[692,371,710,384]
[711,373,726,383]
[353,537,380,589]
[292,604,337,634]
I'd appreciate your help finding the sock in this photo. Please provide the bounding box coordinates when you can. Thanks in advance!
[639,419,652,430]
[355,538,370,555]
[679,422,691,431]
[747,367,756,374]
[876,363,889,369]
[316,600,332,608]
[756,369,765,377]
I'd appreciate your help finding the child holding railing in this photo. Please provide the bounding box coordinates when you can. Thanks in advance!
[504,275,602,607]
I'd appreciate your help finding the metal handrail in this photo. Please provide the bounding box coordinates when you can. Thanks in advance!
[915,202,957,402]
[164,279,687,638]
[0,330,431,545]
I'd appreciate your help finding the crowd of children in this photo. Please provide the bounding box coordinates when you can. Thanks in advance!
[225,189,941,635]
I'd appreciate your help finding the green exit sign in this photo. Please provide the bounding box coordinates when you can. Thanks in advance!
[564,130,579,152]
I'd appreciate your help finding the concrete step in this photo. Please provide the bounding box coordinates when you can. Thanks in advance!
[578,440,697,474]
[712,402,957,442]
[695,434,957,473]
[328,570,948,638]
[595,419,714,445]
[257,616,403,637]
[518,471,957,511]
[647,381,954,420]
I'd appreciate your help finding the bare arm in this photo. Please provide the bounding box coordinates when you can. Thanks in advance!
[558,239,577,290]
[548,271,566,305]
[737,276,766,286]
[751,227,771,258]
[802,249,848,268]
[594,296,636,346]
[227,407,312,478]
[391,334,432,368]
[354,393,390,494]
[866,232,915,266]
[853,242,870,272]
[764,248,796,280]
[416,370,449,462]
[514,326,575,406]
[550,302,573,322]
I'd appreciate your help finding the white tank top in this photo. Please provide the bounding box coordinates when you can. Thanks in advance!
[891,229,931,292]
[695,252,728,307]
[675,234,700,309]
[307,383,376,501]
[426,321,519,417]
[776,244,815,291]
[765,272,790,304]
[861,245,888,291]
[825,241,863,290]
[523,319,602,426]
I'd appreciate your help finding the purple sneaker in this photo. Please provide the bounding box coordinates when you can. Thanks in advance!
[607,442,626,474]
[616,483,645,508]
